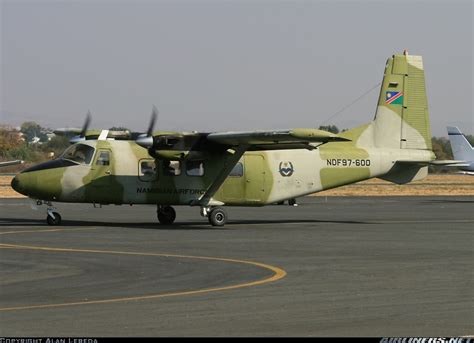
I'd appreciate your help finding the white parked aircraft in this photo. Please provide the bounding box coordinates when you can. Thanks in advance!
[0,160,23,168]
[447,126,474,175]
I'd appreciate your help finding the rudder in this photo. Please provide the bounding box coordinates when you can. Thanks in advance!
[373,51,432,150]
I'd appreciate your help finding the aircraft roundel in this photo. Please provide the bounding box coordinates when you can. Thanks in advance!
[279,161,294,177]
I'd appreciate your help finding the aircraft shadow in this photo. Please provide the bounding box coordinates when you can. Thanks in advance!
[0,217,371,230]
[421,199,474,204]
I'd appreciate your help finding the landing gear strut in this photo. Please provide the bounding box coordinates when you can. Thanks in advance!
[201,206,228,227]
[44,202,61,226]
[157,205,176,225]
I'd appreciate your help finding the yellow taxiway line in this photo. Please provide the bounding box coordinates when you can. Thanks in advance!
[0,243,287,312]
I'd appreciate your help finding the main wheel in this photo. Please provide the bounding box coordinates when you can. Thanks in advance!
[157,206,176,225]
[46,212,62,226]
[208,207,227,227]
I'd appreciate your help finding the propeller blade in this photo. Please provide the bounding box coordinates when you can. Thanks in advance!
[147,106,158,137]
[70,111,92,144]
[80,111,92,138]
[137,106,158,149]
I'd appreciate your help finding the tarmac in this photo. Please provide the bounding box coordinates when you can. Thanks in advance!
[0,196,473,336]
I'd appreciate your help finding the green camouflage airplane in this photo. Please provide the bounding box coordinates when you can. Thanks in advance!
[11,51,436,226]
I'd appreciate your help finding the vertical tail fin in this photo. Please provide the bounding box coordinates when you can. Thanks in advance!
[447,126,474,161]
[373,51,432,150]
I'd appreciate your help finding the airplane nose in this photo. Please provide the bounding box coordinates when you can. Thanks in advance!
[11,173,34,196]
[11,174,22,194]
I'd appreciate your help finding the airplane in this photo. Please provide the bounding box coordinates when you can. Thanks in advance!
[11,51,437,227]
[446,126,474,175]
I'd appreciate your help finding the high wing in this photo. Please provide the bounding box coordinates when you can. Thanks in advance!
[192,128,350,206]
[191,145,248,207]
[206,128,350,149]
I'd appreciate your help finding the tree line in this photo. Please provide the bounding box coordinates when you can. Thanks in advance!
[0,122,472,173]
[0,123,69,165]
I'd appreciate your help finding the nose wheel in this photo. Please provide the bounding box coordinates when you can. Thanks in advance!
[46,207,62,226]
[157,205,176,225]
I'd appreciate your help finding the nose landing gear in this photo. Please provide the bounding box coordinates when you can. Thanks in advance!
[34,200,62,226]
[42,202,62,226]
[46,209,62,226]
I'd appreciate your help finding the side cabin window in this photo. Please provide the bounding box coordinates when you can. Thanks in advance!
[229,162,243,177]
[139,160,157,182]
[61,144,95,165]
[96,151,110,166]
[163,160,181,176]
[186,160,204,176]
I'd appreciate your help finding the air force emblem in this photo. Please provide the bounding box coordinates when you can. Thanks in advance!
[279,161,294,177]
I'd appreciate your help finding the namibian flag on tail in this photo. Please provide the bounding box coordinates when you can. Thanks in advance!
[385,91,403,105]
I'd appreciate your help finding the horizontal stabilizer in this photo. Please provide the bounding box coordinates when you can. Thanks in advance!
[394,159,469,167]
[429,160,470,167]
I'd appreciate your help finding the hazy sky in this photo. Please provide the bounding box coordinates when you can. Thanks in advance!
[1,0,472,136]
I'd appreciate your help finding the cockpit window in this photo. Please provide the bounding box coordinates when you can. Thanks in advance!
[61,144,95,164]
[96,151,110,166]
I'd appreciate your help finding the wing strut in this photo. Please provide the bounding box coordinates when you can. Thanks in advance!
[191,145,249,207]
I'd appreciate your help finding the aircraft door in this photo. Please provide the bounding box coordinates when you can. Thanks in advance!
[91,149,113,192]
[221,161,245,202]
[244,155,265,203]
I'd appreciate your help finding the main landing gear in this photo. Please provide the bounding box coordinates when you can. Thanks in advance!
[157,205,228,227]
[200,206,228,227]
[157,205,176,225]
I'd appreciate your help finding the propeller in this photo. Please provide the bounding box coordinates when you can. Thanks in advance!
[70,111,92,144]
[136,106,158,149]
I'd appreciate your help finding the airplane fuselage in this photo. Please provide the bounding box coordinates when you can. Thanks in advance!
[12,138,432,206]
